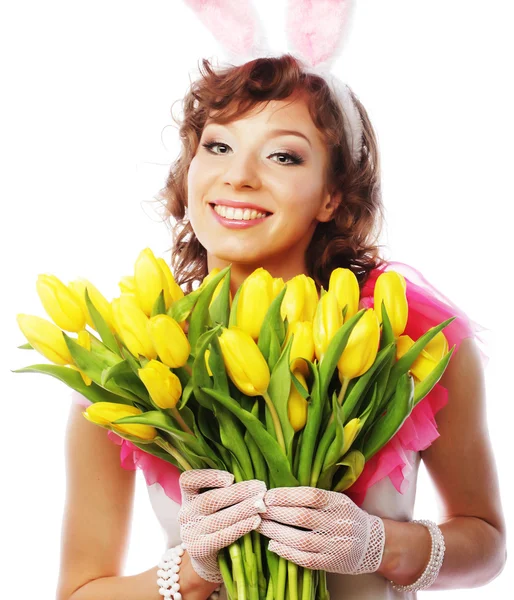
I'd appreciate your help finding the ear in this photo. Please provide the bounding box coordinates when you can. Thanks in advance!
[316,189,343,223]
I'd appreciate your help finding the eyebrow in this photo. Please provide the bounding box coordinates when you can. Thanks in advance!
[204,121,312,148]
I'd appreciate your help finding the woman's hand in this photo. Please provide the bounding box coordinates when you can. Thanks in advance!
[257,486,385,574]
[178,469,267,583]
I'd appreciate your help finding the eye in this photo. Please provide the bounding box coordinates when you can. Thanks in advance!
[201,140,305,166]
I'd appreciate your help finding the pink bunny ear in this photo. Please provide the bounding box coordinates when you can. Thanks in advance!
[183,0,272,63]
[285,0,355,69]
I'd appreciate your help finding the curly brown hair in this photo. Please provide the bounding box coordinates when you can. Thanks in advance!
[155,53,388,294]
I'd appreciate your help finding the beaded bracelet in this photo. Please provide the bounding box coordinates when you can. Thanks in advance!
[389,519,446,592]
[157,542,222,599]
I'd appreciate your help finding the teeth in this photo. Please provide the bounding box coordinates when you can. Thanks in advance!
[213,204,267,220]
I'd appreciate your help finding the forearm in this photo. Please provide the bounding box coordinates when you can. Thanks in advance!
[378,516,507,590]
[68,551,219,600]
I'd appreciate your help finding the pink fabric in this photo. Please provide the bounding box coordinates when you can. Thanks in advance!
[70,260,490,507]
[344,260,491,506]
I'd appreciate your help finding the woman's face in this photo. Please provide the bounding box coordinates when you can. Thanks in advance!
[187,94,340,280]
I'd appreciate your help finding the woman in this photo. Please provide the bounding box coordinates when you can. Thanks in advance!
[56,55,506,599]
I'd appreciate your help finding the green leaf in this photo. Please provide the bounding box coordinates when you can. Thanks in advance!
[167,287,203,324]
[151,290,166,317]
[191,325,223,409]
[267,334,296,466]
[342,342,396,423]
[228,284,243,327]
[101,359,136,386]
[362,371,415,460]
[208,269,232,327]
[202,387,298,487]
[245,399,268,483]
[383,317,457,405]
[84,287,122,357]
[413,346,455,406]
[322,391,345,471]
[257,286,288,362]
[333,450,366,492]
[114,410,221,468]
[319,309,367,399]
[17,342,33,350]
[10,364,133,405]
[189,266,231,351]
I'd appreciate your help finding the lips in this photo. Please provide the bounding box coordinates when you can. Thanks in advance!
[209,199,272,215]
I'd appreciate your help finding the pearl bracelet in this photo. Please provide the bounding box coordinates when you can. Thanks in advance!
[389,519,446,592]
[157,542,222,599]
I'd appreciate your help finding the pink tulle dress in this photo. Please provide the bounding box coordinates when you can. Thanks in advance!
[71,260,490,599]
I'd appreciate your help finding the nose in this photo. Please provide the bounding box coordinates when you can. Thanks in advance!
[223,152,261,190]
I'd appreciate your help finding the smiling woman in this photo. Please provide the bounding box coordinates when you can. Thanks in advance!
[158,55,386,297]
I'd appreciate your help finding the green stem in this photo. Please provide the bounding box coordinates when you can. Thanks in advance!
[327,376,350,427]
[219,549,235,598]
[301,568,313,600]
[287,561,298,600]
[262,391,286,453]
[252,529,267,599]
[170,406,194,435]
[154,438,192,470]
[229,541,248,600]
[309,421,335,487]
[243,532,259,600]
[266,578,274,600]
[318,570,329,600]
[276,556,287,600]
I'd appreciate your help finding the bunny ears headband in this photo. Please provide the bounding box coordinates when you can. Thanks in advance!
[182,0,363,165]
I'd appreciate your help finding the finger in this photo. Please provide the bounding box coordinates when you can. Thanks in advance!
[257,520,326,553]
[267,540,325,570]
[179,469,234,502]
[201,514,262,553]
[259,505,326,530]
[194,494,267,536]
[264,486,329,509]
[179,479,266,523]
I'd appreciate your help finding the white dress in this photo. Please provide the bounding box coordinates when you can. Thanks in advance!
[146,449,421,600]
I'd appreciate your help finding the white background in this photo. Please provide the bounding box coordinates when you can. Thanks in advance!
[2,0,512,597]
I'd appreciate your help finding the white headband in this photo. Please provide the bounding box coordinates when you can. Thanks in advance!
[182,0,363,164]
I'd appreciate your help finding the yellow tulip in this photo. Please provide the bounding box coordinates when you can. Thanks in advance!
[138,359,182,409]
[280,274,318,325]
[16,314,73,364]
[111,295,157,360]
[157,257,185,309]
[236,268,275,340]
[313,290,343,361]
[341,418,362,456]
[396,332,448,382]
[286,320,315,376]
[68,329,92,386]
[134,248,169,317]
[218,327,270,396]
[147,314,190,368]
[337,308,380,380]
[68,278,115,333]
[272,277,285,298]
[83,402,157,440]
[288,371,309,432]
[36,274,86,332]
[374,271,408,337]
[118,275,136,295]
[329,268,360,322]
[205,348,213,376]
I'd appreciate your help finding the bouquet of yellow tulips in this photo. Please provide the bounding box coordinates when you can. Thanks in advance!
[14,248,456,600]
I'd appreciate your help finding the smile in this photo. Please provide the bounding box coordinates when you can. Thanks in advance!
[209,203,271,229]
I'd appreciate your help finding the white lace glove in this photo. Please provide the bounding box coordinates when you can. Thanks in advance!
[257,486,385,574]
[178,469,267,583]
